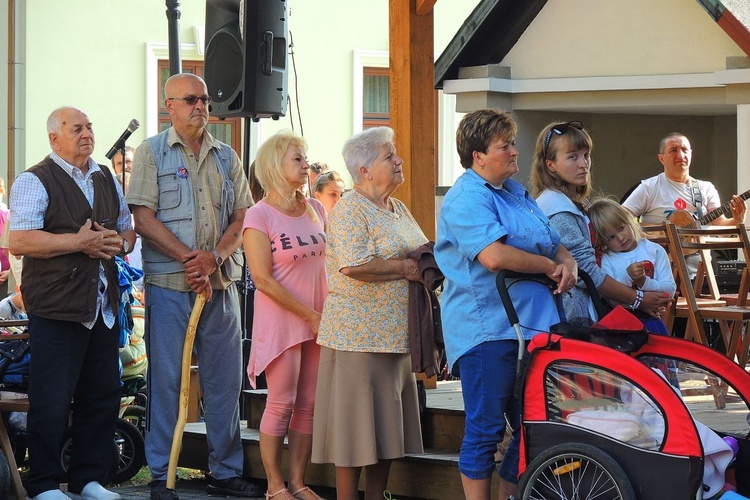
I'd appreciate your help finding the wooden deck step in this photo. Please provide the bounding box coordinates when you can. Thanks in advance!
[179,381,505,498]
[242,385,466,453]
[180,425,468,499]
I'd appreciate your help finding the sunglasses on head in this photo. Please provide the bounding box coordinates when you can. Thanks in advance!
[543,121,585,158]
[309,162,326,174]
[167,95,212,106]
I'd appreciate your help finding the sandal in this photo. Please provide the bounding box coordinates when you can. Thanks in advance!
[265,488,296,500]
[291,486,325,500]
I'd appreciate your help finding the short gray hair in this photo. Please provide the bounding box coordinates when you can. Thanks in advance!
[47,107,76,134]
[658,132,688,154]
[342,127,394,184]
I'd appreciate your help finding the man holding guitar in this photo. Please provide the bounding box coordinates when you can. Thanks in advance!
[623,132,747,229]
[623,132,747,280]
[623,132,747,342]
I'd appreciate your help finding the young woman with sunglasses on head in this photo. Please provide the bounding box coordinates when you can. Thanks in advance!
[530,121,672,322]
[312,170,345,214]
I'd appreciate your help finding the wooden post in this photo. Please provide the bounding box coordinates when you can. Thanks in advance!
[389,0,436,240]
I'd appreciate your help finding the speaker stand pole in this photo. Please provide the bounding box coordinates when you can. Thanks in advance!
[240,116,254,405]
[165,0,182,76]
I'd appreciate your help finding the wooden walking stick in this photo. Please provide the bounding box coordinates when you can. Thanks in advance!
[167,290,208,489]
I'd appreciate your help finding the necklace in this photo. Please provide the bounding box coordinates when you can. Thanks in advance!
[283,195,303,215]
[265,193,302,215]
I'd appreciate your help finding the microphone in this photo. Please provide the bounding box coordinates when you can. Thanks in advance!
[105,119,140,160]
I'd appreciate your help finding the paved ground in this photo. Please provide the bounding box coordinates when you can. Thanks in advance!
[9,479,340,499]
[110,478,339,499]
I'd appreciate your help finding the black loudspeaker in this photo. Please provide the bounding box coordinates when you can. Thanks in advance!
[204,0,288,120]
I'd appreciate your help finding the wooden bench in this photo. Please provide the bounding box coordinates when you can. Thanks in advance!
[0,323,30,500]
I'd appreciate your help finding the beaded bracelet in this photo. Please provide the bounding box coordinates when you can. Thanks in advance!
[631,289,644,310]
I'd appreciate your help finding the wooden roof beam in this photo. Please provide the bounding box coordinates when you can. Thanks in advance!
[416,0,437,16]
[434,0,548,88]
[389,0,436,240]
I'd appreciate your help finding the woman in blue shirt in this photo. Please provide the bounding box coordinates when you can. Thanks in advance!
[435,109,578,500]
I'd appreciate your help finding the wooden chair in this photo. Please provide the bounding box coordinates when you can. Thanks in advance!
[641,224,725,334]
[0,320,30,500]
[664,222,750,367]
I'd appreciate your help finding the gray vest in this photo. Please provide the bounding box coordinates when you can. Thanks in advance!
[141,129,237,276]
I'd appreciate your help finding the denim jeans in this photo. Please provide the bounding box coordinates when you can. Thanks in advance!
[457,339,521,483]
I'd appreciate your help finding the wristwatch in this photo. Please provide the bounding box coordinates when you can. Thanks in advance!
[212,249,224,267]
[121,237,130,255]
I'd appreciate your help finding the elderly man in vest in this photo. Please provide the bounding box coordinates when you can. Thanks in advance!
[127,73,258,500]
[9,106,135,500]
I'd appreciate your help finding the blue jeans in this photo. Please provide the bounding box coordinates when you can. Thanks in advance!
[457,340,520,483]
[144,284,244,481]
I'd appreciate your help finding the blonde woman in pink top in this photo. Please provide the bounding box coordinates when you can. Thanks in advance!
[242,131,327,500]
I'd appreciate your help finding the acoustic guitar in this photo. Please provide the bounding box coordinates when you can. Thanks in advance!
[666,189,750,228]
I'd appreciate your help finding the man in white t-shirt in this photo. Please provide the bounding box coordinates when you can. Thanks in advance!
[623,133,747,340]
[623,132,746,228]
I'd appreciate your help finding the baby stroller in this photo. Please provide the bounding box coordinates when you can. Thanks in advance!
[497,270,750,500]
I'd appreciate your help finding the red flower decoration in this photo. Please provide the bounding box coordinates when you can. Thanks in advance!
[643,260,654,278]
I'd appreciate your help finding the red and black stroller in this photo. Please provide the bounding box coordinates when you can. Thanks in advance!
[497,270,750,500]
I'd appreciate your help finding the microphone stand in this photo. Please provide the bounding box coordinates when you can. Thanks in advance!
[118,145,126,193]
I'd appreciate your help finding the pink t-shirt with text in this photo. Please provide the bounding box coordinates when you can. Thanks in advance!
[242,198,327,387]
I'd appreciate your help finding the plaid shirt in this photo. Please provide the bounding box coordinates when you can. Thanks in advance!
[127,128,251,291]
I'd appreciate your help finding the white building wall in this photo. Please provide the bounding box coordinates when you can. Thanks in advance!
[1,0,477,185]
[502,0,746,79]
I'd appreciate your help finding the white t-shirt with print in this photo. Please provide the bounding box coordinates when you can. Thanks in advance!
[622,172,721,225]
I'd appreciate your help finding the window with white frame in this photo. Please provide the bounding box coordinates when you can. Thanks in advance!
[352,50,464,187]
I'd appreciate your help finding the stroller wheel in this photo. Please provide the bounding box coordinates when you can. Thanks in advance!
[59,418,146,485]
[110,418,146,484]
[121,404,146,439]
[517,443,635,500]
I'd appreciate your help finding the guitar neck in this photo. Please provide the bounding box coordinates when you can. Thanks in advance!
[699,189,750,225]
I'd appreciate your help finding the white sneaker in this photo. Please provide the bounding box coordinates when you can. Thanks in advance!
[65,481,121,500]
[31,490,70,500]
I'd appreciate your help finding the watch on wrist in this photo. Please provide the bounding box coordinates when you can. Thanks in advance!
[121,237,130,255]
[212,249,224,267]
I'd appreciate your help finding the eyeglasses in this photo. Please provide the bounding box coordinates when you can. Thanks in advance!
[543,121,585,159]
[167,95,212,106]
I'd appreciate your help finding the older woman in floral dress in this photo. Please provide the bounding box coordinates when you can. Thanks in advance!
[312,127,425,500]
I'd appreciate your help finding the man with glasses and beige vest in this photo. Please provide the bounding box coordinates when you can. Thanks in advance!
[127,73,259,499]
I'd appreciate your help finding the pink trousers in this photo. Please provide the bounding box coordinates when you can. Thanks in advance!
[259,339,320,436]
